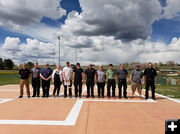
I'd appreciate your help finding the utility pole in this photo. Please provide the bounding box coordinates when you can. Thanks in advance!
[58,36,60,65]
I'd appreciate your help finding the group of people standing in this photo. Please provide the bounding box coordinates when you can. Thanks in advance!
[18,62,157,100]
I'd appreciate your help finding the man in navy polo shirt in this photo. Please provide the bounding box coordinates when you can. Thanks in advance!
[40,63,53,98]
[85,64,97,98]
[116,64,128,99]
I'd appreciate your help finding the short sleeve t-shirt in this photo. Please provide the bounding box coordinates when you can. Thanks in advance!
[131,69,143,83]
[40,68,53,78]
[97,70,106,83]
[85,68,96,82]
[73,68,84,81]
[32,67,41,79]
[116,69,128,79]
[63,66,72,80]
[144,68,157,80]
[19,68,31,79]
[106,69,115,79]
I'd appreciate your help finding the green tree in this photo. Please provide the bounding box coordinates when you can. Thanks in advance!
[27,61,34,69]
[3,59,14,70]
[0,58,4,70]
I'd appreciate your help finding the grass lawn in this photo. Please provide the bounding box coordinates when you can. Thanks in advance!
[155,85,180,99]
[0,71,19,86]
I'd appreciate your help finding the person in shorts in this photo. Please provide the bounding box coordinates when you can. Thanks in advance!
[130,65,144,98]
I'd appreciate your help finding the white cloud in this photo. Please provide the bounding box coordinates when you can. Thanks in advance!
[59,0,162,41]
[0,0,66,43]
[161,0,180,19]
[0,0,180,65]
[1,36,180,65]
[0,0,66,29]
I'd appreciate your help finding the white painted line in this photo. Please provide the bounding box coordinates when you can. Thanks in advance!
[0,100,83,126]
[142,89,180,103]
[0,99,14,104]
[65,100,84,125]
[155,92,180,103]
[81,99,156,103]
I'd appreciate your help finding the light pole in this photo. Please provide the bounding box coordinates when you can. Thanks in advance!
[58,36,60,65]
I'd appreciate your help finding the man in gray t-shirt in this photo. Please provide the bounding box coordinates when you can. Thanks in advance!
[96,65,106,98]
[130,65,144,97]
[31,62,41,97]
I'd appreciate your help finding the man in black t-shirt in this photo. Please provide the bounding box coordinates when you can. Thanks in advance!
[85,64,96,98]
[73,63,84,98]
[144,63,157,100]
[19,63,31,98]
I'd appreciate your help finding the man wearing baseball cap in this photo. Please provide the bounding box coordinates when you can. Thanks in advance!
[130,65,144,98]
[40,63,53,98]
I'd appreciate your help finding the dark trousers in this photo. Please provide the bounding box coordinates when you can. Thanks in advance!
[107,79,116,97]
[32,78,40,97]
[53,81,62,96]
[118,79,127,98]
[64,80,72,97]
[74,81,82,97]
[145,80,156,99]
[42,80,50,97]
[97,82,105,97]
[86,81,94,97]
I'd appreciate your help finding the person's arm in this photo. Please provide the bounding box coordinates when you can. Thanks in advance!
[115,71,118,80]
[106,71,108,81]
[143,69,146,84]
[125,70,128,78]
[47,74,52,80]
[94,71,97,83]
[82,72,84,83]
[73,72,75,81]
[40,73,46,80]
[154,69,157,78]
[52,70,55,82]
[29,70,32,78]
[19,70,21,78]
[130,74,133,83]
[47,69,53,80]
[70,70,73,80]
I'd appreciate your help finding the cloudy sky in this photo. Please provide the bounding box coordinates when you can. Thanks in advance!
[0,0,180,65]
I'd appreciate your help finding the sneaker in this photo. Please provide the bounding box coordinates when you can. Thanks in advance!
[28,96,30,98]
[145,97,148,100]
[152,97,156,100]
[32,95,35,97]
[18,96,23,98]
